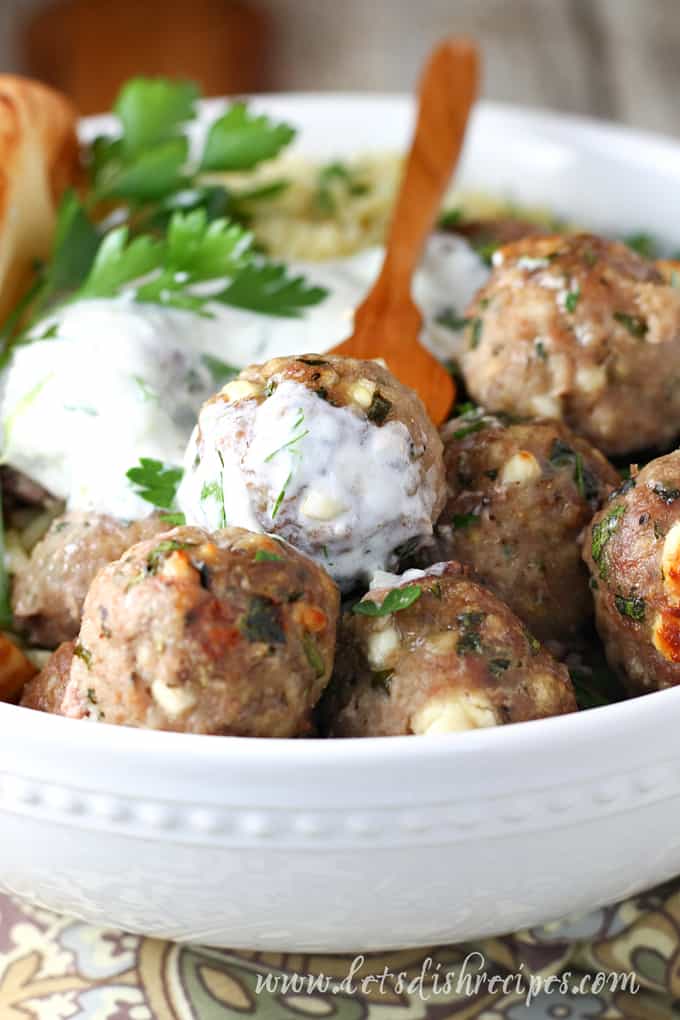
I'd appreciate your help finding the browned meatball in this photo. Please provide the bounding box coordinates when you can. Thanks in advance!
[444,217,546,249]
[12,512,169,647]
[20,641,74,713]
[1,466,57,512]
[583,451,680,694]
[178,354,446,590]
[320,562,576,738]
[460,234,680,455]
[61,526,340,736]
[420,414,619,644]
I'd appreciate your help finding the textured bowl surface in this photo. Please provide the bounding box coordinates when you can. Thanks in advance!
[3,94,680,951]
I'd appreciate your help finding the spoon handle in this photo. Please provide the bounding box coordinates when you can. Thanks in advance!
[354,38,479,335]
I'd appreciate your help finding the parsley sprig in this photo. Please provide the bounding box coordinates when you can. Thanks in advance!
[90,79,295,207]
[126,458,184,511]
[0,78,326,358]
[352,584,422,617]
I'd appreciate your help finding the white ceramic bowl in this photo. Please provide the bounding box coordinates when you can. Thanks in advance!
[3,95,680,952]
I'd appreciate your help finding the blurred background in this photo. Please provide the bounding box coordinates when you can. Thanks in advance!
[0,0,678,135]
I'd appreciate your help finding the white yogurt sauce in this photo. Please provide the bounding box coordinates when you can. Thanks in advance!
[369,562,448,591]
[179,379,441,588]
[1,235,487,518]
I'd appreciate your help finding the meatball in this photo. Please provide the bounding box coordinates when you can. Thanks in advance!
[61,526,340,736]
[20,641,74,713]
[460,234,680,455]
[445,217,545,248]
[178,354,446,590]
[1,466,57,512]
[12,512,169,647]
[320,562,576,738]
[420,413,619,643]
[583,450,680,694]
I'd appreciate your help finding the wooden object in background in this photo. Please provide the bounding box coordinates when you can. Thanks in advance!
[331,38,479,426]
[23,0,270,114]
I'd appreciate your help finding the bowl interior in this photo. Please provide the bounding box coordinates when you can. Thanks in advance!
[15,93,680,770]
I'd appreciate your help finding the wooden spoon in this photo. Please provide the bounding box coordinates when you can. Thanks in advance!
[330,38,479,425]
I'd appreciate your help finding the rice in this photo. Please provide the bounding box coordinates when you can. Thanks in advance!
[207,152,561,261]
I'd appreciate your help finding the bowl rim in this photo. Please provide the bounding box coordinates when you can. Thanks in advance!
[80,91,680,165]
[7,93,680,768]
[4,680,680,769]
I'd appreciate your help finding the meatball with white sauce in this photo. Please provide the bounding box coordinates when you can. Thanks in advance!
[319,562,576,738]
[60,526,339,736]
[178,355,447,590]
[583,451,680,694]
[417,413,619,644]
[460,234,680,455]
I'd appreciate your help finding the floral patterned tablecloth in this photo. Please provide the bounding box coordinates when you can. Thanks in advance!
[2,880,679,1019]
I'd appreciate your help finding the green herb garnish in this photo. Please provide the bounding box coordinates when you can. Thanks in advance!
[614,593,646,622]
[265,408,309,462]
[549,439,598,503]
[565,288,580,313]
[160,512,186,526]
[614,311,648,339]
[0,80,325,355]
[569,666,615,709]
[255,549,283,562]
[126,457,183,510]
[469,317,483,349]
[217,261,328,318]
[438,207,462,228]
[475,241,498,266]
[624,233,657,259]
[91,80,294,201]
[147,539,194,571]
[314,161,369,214]
[201,102,295,172]
[456,611,485,655]
[435,307,468,331]
[271,471,292,519]
[74,643,93,669]
[352,584,422,617]
[452,405,488,440]
[452,512,479,529]
[591,504,625,578]
[200,478,226,528]
[241,596,285,644]
[302,633,325,678]
[549,438,575,467]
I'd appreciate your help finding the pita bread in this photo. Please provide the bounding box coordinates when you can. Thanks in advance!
[0,75,80,323]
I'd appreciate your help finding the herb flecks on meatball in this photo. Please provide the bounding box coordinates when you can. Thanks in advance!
[422,414,619,644]
[460,234,680,455]
[320,562,576,738]
[178,354,446,590]
[11,511,169,648]
[584,451,680,694]
[60,526,340,736]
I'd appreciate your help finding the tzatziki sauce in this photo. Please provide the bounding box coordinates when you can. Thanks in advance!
[1,235,487,518]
